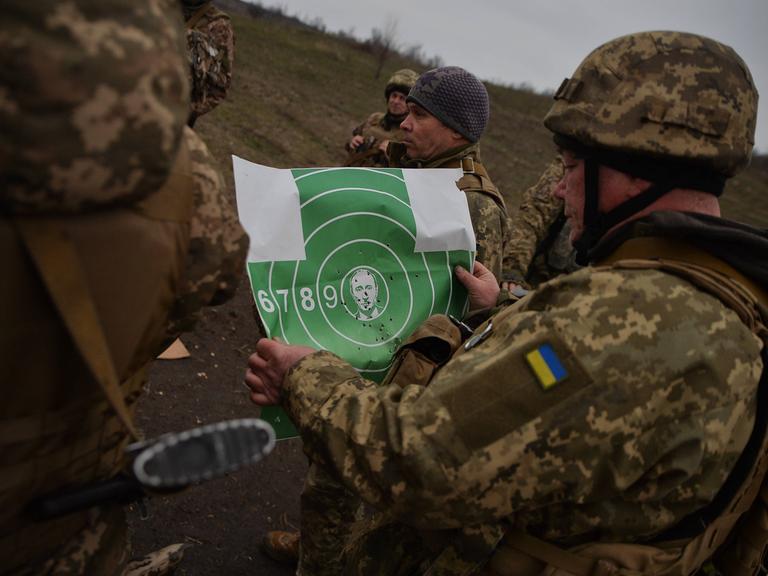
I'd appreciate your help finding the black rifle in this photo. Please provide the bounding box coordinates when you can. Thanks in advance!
[27,418,275,521]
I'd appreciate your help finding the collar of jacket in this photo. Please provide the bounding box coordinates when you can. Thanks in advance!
[381,112,407,131]
[388,142,482,169]
[590,210,768,293]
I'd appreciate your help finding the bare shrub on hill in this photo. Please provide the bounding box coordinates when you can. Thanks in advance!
[368,16,399,79]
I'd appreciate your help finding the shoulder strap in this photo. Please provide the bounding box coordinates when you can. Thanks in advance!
[457,157,506,211]
[15,220,139,439]
[186,2,214,29]
[600,236,768,312]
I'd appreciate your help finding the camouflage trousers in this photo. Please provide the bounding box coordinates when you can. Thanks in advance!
[298,463,424,576]
[298,463,362,576]
[343,522,505,576]
[300,464,504,576]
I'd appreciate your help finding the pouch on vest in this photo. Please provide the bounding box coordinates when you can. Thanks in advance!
[380,315,462,389]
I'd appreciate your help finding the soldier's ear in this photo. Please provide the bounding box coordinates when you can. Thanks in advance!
[450,130,469,144]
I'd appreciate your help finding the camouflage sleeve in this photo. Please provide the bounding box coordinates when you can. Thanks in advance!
[348,113,384,143]
[188,13,234,119]
[466,191,506,280]
[504,158,565,282]
[165,127,248,337]
[346,119,367,151]
[283,267,761,538]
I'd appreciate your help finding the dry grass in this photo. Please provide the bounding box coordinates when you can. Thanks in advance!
[197,11,768,228]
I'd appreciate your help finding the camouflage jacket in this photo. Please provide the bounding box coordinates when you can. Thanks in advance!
[344,111,406,167]
[165,126,249,338]
[282,211,767,573]
[389,141,511,281]
[505,157,579,286]
[186,2,234,123]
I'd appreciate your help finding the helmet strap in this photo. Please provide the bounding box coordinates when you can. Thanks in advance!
[573,157,600,265]
[573,157,676,264]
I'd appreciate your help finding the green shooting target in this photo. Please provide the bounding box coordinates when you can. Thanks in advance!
[234,160,476,437]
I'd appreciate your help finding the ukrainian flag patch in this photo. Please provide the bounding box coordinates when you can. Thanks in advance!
[525,343,568,390]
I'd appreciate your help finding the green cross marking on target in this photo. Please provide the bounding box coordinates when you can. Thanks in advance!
[234,161,475,439]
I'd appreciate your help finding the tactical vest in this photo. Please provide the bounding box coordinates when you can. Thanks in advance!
[345,112,405,168]
[388,142,506,213]
[454,156,506,214]
[0,138,193,574]
[482,237,768,576]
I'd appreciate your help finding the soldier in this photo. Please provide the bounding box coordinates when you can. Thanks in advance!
[391,66,511,282]
[0,1,247,574]
[246,31,768,574]
[170,0,246,337]
[182,0,235,127]
[344,68,418,167]
[503,158,579,289]
[261,66,512,573]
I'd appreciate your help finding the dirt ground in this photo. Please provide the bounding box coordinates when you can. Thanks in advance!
[127,277,307,575]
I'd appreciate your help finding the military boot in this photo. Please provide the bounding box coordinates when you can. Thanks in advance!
[261,530,300,564]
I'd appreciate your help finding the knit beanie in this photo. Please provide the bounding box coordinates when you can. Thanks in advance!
[406,66,489,142]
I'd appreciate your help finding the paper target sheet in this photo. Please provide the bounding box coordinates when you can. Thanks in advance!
[234,157,476,438]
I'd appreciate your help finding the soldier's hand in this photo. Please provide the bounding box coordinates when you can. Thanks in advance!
[244,339,316,406]
[349,135,365,150]
[500,281,529,298]
[455,261,500,311]
[378,139,390,153]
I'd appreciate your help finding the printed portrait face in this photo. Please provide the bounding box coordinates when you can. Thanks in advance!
[350,268,377,312]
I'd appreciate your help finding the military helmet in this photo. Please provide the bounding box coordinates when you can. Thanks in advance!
[385,69,419,99]
[544,31,758,177]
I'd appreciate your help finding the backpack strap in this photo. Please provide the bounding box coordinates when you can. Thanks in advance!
[185,2,214,29]
[600,236,768,317]
[15,219,140,440]
[457,156,507,212]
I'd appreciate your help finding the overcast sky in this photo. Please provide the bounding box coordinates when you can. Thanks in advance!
[258,0,767,153]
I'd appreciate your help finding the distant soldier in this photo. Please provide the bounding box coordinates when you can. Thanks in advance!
[344,68,418,167]
[182,0,235,127]
[171,0,247,336]
[390,66,511,282]
[504,157,579,287]
[0,2,247,574]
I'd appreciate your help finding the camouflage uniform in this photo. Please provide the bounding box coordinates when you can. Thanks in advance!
[292,140,508,575]
[344,69,418,168]
[296,89,508,575]
[183,0,234,125]
[344,111,407,167]
[504,158,579,287]
[165,126,249,337]
[276,32,767,575]
[280,212,768,575]
[390,141,511,282]
[0,1,247,574]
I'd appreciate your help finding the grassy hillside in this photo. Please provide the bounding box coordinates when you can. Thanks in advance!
[197,5,768,228]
